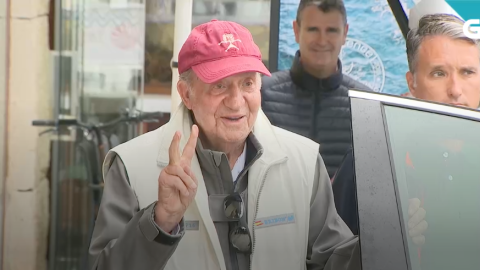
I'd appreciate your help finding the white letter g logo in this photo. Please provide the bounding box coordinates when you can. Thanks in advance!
[464,19,480,39]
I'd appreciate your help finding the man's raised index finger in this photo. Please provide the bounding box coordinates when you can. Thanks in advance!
[408,198,421,217]
[182,124,199,162]
[169,131,181,165]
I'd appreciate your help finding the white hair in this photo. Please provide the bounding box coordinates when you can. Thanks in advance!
[178,69,263,91]
[406,13,480,74]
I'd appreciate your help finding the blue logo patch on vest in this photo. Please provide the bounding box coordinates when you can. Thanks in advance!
[254,213,295,229]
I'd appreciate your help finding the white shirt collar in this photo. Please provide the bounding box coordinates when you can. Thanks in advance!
[231,143,247,182]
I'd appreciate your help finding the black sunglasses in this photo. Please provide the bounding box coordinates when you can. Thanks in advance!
[223,192,252,254]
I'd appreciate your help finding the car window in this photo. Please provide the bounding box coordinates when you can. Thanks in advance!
[384,105,480,270]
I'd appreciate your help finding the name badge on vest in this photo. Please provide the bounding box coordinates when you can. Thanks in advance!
[185,220,200,231]
[254,213,295,229]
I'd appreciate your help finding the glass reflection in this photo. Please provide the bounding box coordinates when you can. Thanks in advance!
[385,105,480,270]
[144,0,271,96]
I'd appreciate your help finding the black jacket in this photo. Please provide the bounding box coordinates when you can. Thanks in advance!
[331,148,357,235]
[261,51,371,178]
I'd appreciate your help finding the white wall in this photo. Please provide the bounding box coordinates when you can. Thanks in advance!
[3,0,52,269]
[0,0,8,265]
[0,0,7,189]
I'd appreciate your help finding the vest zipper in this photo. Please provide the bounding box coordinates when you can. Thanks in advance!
[249,157,287,270]
[230,229,239,270]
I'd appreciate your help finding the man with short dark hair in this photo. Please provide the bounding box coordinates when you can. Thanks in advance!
[261,0,371,179]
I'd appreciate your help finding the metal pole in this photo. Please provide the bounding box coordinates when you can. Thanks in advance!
[386,0,410,40]
[49,0,64,269]
[170,0,193,117]
[268,0,280,73]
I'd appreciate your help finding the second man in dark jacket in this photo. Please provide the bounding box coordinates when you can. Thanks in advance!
[261,0,370,179]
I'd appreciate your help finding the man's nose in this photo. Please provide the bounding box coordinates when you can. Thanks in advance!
[316,31,328,46]
[446,74,463,99]
[224,86,244,109]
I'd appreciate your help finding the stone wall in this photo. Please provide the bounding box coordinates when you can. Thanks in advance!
[0,0,7,204]
[3,0,52,269]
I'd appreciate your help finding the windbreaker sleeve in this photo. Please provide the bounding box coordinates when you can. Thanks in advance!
[88,155,184,270]
[306,153,361,270]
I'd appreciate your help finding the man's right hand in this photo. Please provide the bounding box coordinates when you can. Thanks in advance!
[155,125,199,233]
[408,198,428,246]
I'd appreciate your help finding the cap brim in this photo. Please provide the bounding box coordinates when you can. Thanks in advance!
[191,56,271,84]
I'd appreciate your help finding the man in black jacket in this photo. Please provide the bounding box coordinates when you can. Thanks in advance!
[261,0,371,179]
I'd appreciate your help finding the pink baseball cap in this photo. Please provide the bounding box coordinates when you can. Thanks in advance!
[178,19,271,83]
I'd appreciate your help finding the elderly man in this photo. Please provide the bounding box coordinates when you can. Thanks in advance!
[89,19,359,270]
[332,11,480,252]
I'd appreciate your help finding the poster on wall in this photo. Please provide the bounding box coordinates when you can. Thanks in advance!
[278,0,415,95]
[80,2,146,96]
[83,2,145,67]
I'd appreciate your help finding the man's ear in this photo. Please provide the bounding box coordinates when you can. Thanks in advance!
[293,20,300,44]
[406,71,416,96]
[177,80,193,110]
[342,23,349,45]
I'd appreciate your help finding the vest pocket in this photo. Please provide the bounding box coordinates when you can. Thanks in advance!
[249,169,310,270]
[163,212,221,270]
[251,222,304,270]
[164,226,201,269]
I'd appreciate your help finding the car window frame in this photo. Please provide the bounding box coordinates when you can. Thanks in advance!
[348,89,480,270]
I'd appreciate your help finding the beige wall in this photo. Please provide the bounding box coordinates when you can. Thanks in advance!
[0,0,7,266]
[3,0,52,269]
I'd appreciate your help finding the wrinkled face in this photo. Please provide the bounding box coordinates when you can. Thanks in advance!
[406,35,480,109]
[178,72,261,149]
[293,6,348,75]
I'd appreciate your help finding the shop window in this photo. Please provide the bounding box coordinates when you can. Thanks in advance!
[144,0,272,96]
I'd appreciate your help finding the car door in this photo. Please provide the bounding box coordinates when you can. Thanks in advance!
[349,89,480,270]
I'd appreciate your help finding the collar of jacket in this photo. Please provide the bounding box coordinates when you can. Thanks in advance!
[194,128,264,194]
[289,50,343,92]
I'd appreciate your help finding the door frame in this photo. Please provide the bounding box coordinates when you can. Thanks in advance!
[350,92,409,270]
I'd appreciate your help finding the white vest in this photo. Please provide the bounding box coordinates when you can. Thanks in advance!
[103,104,320,270]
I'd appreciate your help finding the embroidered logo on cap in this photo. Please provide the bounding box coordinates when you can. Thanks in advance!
[218,34,241,52]
[254,213,295,229]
